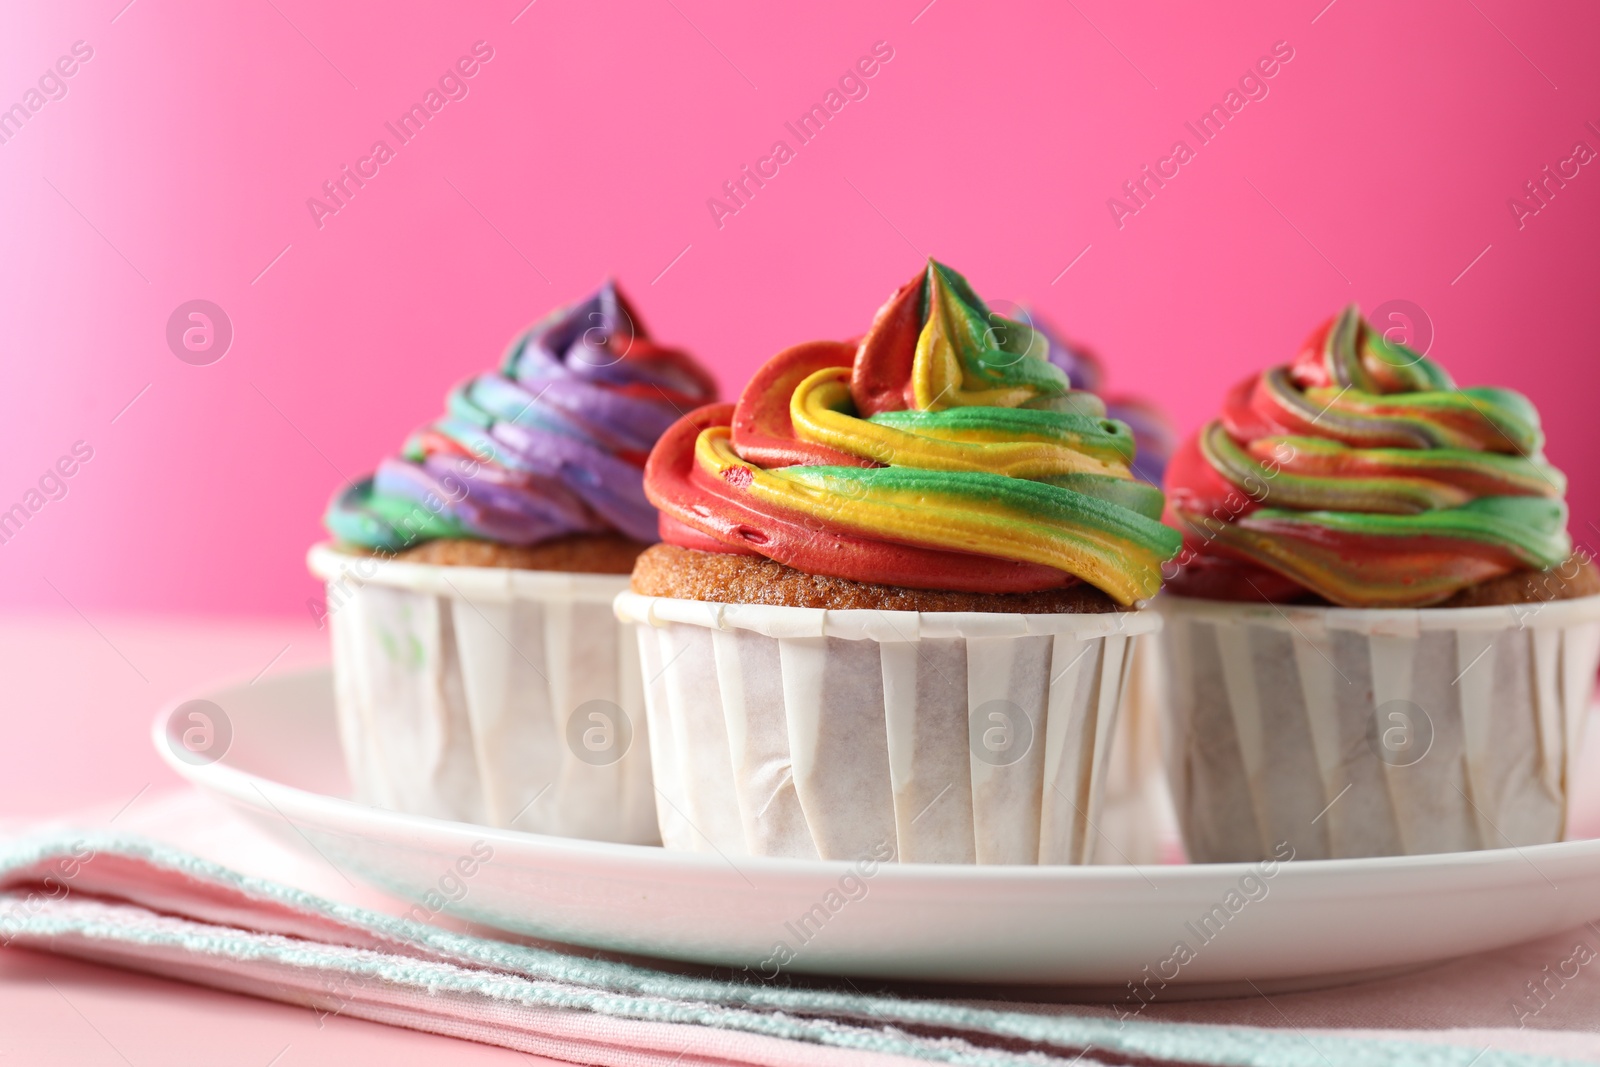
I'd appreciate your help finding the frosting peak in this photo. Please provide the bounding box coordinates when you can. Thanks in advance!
[647,260,1181,605]
[326,281,718,553]
[852,261,1068,415]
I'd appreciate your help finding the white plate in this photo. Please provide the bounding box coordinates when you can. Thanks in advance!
[154,668,1600,995]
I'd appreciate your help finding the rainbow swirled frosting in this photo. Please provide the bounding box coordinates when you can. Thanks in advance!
[1164,305,1570,607]
[326,281,718,551]
[646,261,1182,605]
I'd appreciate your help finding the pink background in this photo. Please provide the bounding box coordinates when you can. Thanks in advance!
[2,0,1598,622]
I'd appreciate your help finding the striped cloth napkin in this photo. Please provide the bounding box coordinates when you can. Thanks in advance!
[1,792,1595,1067]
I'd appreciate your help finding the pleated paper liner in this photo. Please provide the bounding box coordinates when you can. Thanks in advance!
[1158,592,1600,862]
[1091,632,1179,865]
[307,544,658,845]
[614,592,1161,866]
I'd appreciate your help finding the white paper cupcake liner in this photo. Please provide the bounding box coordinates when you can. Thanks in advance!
[307,544,658,844]
[1158,593,1600,862]
[613,592,1161,865]
[1089,632,1179,865]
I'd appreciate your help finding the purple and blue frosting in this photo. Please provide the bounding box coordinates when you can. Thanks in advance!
[326,281,719,552]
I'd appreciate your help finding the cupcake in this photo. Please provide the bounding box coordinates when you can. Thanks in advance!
[1161,305,1600,861]
[615,260,1182,865]
[308,281,718,843]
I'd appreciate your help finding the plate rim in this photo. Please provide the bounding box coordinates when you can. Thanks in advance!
[153,665,1600,888]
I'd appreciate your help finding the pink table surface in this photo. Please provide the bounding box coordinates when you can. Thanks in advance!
[0,611,544,1065]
